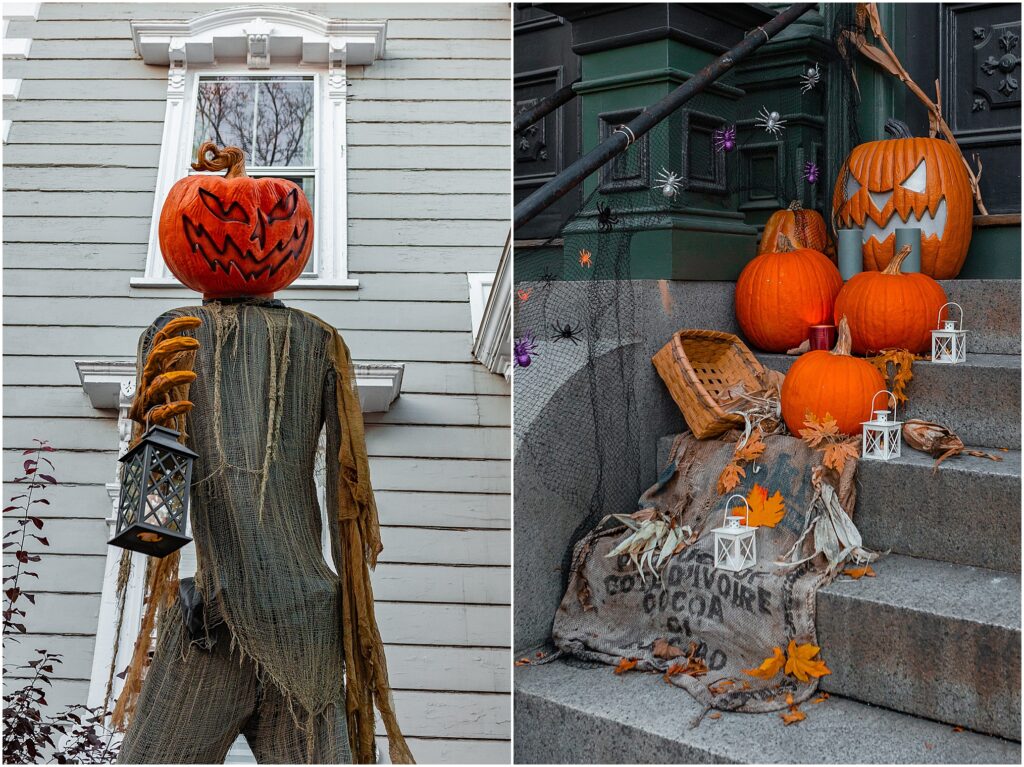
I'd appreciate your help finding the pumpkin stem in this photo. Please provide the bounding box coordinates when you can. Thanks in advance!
[883,118,914,140]
[882,244,913,275]
[831,316,853,356]
[786,200,803,211]
[192,141,248,179]
[775,232,796,252]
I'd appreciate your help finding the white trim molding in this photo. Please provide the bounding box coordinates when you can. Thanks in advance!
[129,6,388,292]
[3,120,10,143]
[3,78,22,99]
[75,358,404,413]
[2,4,40,20]
[471,231,512,380]
[2,38,31,59]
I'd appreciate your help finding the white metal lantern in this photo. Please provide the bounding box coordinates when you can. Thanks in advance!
[931,302,967,364]
[711,494,757,573]
[861,390,902,461]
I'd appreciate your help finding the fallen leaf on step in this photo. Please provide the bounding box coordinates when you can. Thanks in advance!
[717,461,746,495]
[952,726,964,733]
[781,708,807,725]
[810,692,830,704]
[614,657,639,674]
[823,440,860,473]
[652,638,685,660]
[785,640,831,682]
[742,646,785,679]
[843,564,876,579]
[514,658,531,667]
[800,412,842,448]
[708,712,721,720]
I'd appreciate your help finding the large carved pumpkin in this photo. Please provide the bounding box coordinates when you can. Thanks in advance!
[758,201,829,257]
[735,234,842,353]
[159,142,313,298]
[832,119,972,280]
[834,244,948,355]
[781,317,887,436]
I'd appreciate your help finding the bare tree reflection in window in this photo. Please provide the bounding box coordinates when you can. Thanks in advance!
[255,81,313,167]
[194,80,255,161]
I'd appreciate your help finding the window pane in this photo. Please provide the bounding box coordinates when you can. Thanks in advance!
[193,79,255,160]
[271,176,316,274]
[254,80,314,167]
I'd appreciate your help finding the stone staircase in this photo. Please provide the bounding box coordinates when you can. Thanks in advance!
[514,279,1021,762]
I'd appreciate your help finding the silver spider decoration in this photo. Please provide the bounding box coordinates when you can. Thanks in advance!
[800,62,821,93]
[755,106,787,137]
[653,167,683,199]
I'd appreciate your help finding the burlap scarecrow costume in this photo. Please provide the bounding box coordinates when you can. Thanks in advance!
[108,299,413,764]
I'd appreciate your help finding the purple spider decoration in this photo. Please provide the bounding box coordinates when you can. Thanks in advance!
[514,332,539,368]
[713,125,737,153]
[803,161,820,185]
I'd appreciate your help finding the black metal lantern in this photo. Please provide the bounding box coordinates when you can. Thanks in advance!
[110,425,197,557]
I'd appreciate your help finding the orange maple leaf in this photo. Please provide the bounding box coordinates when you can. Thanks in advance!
[843,564,876,580]
[800,411,841,448]
[735,431,766,462]
[784,640,831,682]
[614,657,639,675]
[742,646,785,679]
[652,638,685,660]
[823,440,859,473]
[735,483,786,528]
[717,461,746,495]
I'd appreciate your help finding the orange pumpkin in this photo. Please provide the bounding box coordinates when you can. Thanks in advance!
[832,119,972,279]
[834,244,948,355]
[735,234,842,353]
[758,201,829,257]
[159,142,313,298]
[781,317,887,436]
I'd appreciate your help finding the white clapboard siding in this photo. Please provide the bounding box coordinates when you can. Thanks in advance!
[1,3,510,762]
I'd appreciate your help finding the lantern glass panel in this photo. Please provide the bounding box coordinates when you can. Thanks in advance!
[118,449,145,527]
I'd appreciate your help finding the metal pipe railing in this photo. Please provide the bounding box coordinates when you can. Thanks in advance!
[513,2,816,230]
[513,78,581,135]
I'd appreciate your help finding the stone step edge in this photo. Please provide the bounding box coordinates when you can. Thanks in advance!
[514,661,1022,763]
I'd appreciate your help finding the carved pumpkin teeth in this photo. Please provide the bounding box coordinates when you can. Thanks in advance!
[183,216,309,281]
[860,198,947,245]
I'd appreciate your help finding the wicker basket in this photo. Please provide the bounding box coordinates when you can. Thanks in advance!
[652,330,768,439]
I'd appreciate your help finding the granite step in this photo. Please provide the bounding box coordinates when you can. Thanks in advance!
[937,279,1020,355]
[758,352,1021,450]
[655,436,1020,573]
[514,657,1020,763]
[817,554,1020,740]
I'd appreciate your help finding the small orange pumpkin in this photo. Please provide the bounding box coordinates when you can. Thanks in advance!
[758,201,829,257]
[834,244,948,355]
[159,142,313,298]
[781,316,887,436]
[735,234,843,353]
[832,119,973,279]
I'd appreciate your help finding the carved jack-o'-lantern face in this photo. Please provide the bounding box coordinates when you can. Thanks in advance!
[832,120,973,280]
[158,142,313,298]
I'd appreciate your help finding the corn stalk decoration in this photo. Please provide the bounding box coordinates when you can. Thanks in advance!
[837,2,988,215]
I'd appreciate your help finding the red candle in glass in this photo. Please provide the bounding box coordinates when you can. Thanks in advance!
[809,324,836,351]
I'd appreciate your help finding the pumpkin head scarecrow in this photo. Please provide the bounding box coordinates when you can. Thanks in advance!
[159,141,313,298]
[832,119,973,280]
[110,144,413,765]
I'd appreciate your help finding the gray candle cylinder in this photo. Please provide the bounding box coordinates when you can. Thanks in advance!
[837,228,863,280]
[895,228,922,273]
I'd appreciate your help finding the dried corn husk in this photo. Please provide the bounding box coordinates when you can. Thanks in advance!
[902,419,1003,472]
[603,509,696,584]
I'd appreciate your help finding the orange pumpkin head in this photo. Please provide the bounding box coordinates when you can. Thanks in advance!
[781,317,887,436]
[834,244,948,355]
[758,201,829,258]
[832,119,972,280]
[159,142,313,298]
[735,233,843,353]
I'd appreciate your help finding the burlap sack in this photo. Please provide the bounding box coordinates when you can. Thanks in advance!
[552,432,863,713]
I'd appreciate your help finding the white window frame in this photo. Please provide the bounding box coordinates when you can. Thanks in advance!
[128,7,388,292]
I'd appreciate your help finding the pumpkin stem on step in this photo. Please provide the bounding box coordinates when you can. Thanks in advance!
[882,244,913,275]
[775,232,796,252]
[883,118,914,140]
[831,316,853,356]
[192,141,248,178]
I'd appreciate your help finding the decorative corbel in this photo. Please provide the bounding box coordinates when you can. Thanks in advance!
[244,17,273,69]
[167,39,187,98]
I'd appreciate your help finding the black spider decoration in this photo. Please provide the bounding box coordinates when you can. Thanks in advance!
[596,201,618,233]
[539,270,558,288]
[550,321,584,345]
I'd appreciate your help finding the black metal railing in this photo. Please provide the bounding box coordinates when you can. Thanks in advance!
[513,2,817,230]
[513,78,581,135]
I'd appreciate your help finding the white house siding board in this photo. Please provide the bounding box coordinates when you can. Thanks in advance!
[2,3,511,763]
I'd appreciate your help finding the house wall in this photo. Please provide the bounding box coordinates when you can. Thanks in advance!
[2,3,511,763]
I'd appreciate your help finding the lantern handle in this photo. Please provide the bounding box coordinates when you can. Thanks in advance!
[724,494,752,528]
[937,302,964,330]
[870,390,897,418]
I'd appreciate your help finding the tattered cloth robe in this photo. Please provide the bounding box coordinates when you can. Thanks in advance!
[551,432,873,714]
[110,300,413,764]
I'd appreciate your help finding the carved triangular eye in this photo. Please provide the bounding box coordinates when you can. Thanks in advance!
[844,172,861,202]
[899,160,927,193]
[267,188,298,223]
[199,187,250,224]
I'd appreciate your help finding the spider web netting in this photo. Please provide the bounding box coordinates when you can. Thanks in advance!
[514,12,875,714]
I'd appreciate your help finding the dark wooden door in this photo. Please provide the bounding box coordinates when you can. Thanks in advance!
[905,2,1021,214]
